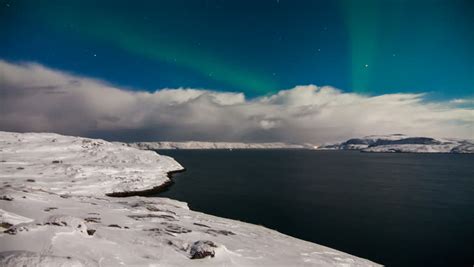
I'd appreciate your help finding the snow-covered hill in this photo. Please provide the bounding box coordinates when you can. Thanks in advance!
[318,134,474,153]
[0,131,379,266]
[120,141,312,150]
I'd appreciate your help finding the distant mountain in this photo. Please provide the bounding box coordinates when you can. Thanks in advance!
[119,141,314,150]
[117,135,474,153]
[318,134,474,153]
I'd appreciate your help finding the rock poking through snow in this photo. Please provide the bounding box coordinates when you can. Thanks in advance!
[190,240,217,259]
[0,131,380,266]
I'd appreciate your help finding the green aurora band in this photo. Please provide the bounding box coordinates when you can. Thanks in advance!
[340,0,379,94]
[33,3,278,95]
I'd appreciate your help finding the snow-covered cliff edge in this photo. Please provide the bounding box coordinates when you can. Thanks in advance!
[318,134,474,153]
[0,131,379,266]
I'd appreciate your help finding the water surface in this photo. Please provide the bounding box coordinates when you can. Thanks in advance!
[156,150,474,267]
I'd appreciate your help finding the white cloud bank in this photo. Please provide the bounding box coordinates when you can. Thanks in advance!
[0,60,473,143]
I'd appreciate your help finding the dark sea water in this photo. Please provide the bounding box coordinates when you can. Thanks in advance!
[154,150,474,267]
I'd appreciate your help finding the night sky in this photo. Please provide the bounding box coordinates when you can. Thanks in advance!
[1,0,473,142]
[2,0,473,99]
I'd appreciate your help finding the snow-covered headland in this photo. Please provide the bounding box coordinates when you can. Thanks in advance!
[121,141,313,150]
[0,131,379,266]
[318,134,474,153]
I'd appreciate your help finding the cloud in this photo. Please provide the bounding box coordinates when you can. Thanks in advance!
[449,98,474,106]
[1,60,473,143]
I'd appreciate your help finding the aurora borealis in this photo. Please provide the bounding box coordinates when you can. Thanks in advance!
[1,0,473,98]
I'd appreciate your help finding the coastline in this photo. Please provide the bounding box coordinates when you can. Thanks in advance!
[106,168,187,197]
[0,131,380,266]
[120,136,474,154]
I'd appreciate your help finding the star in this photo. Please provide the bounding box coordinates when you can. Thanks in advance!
[93,54,97,57]
[364,64,369,68]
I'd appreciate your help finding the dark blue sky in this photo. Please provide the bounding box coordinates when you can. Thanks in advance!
[1,0,473,99]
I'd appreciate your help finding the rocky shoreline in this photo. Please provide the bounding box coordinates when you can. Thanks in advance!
[105,169,187,197]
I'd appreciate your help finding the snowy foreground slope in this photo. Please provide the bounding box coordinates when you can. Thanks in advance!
[123,141,312,150]
[0,131,379,266]
[318,134,474,153]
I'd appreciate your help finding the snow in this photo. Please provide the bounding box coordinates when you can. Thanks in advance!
[0,131,379,266]
[362,144,457,153]
[318,134,474,153]
[119,141,312,150]
[0,132,182,196]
